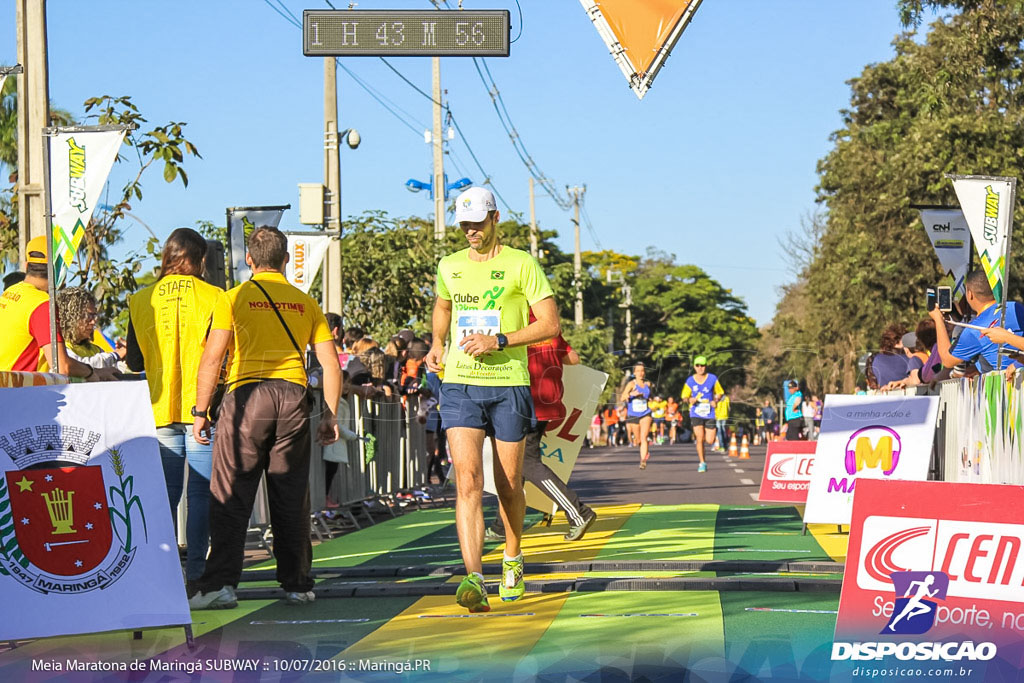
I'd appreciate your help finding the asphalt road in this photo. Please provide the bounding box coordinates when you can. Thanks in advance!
[567,440,772,506]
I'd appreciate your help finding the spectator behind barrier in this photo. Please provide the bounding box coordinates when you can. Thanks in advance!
[869,323,910,388]
[2,271,25,291]
[55,286,125,369]
[126,227,223,594]
[931,269,1024,373]
[0,235,113,380]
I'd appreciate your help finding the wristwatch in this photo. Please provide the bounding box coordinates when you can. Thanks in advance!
[190,406,208,419]
[495,333,508,350]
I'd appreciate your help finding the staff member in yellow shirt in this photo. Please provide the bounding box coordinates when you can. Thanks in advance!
[0,235,115,380]
[126,227,222,594]
[188,227,341,610]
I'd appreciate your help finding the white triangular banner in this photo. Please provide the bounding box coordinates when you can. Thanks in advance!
[48,130,126,287]
[919,208,971,301]
[951,176,1016,303]
[285,233,331,294]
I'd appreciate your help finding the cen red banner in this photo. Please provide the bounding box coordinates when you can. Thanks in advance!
[756,441,816,503]
[836,479,1024,669]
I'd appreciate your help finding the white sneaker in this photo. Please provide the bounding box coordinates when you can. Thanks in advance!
[285,590,316,605]
[188,586,237,610]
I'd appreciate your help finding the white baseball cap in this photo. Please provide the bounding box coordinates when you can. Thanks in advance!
[455,186,497,223]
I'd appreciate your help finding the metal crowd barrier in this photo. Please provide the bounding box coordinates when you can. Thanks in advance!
[866,370,1024,486]
[244,390,435,541]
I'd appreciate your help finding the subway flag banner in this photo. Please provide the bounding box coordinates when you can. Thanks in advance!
[919,208,972,302]
[0,382,190,640]
[285,233,331,294]
[803,394,938,525]
[227,206,287,284]
[835,479,1024,673]
[482,364,608,513]
[756,440,816,504]
[951,175,1017,304]
[47,130,125,287]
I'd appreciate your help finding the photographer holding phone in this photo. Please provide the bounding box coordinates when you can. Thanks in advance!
[929,269,1024,372]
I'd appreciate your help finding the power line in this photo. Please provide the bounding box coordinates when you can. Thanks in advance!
[580,199,603,250]
[376,56,517,214]
[261,0,426,136]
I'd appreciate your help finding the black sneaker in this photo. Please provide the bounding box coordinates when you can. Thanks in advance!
[564,511,597,541]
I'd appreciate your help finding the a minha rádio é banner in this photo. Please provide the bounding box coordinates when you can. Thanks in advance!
[0,382,190,640]
[803,394,938,525]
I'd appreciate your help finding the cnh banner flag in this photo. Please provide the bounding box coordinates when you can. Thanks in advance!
[227,206,288,284]
[285,233,331,294]
[0,382,190,640]
[919,208,971,302]
[47,129,125,287]
[951,175,1017,304]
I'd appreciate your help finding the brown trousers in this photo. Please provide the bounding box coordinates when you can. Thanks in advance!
[197,379,314,594]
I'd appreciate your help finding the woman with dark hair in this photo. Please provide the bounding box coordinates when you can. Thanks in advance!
[869,323,909,388]
[125,227,223,594]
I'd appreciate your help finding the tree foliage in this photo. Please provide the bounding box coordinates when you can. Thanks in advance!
[0,74,75,264]
[759,0,1024,394]
[334,212,759,405]
[0,89,200,335]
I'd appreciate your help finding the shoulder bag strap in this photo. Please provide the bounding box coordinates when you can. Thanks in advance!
[249,279,308,380]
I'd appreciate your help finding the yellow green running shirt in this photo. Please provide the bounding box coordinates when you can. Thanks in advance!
[436,246,553,386]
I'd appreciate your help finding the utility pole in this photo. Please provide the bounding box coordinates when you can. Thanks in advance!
[528,177,538,258]
[607,269,632,357]
[16,0,50,258]
[323,57,343,314]
[622,281,633,357]
[567,185,586,326]
[432,57,445,241]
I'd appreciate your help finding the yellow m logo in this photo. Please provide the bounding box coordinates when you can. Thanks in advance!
[853,436,894,472]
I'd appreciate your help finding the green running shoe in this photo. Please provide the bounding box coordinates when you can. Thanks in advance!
[455,574,490,613]
[499,555,525,602]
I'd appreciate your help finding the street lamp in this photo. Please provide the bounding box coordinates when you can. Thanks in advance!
[403,175,473,201]
[340,128,360,150]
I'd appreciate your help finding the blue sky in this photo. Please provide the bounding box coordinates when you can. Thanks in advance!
[1,1,933,325]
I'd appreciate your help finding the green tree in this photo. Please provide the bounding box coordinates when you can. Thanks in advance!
[67,95,201,332]
[760,0,1024,393]
[0,74,76,264]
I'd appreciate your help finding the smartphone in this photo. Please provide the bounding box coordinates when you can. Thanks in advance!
[926,287,937,312]
[937,286,953,312]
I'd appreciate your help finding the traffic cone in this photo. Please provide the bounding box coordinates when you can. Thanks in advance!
[728,433,739,457]
[739,434,750,459]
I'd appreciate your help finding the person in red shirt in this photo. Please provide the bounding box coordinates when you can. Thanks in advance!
[486,320,597,542]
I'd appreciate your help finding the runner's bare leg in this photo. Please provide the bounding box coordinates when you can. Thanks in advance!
[448,426,486,574]
[694,425,706,464]
[493,437,526,558]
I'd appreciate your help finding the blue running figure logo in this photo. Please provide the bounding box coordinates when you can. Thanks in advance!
[883,571,949,635]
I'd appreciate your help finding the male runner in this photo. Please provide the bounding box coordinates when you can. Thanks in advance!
[681,356,723,472]
[426,187,558,613]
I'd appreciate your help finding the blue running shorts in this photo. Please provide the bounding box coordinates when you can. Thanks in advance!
[439,383,536,442]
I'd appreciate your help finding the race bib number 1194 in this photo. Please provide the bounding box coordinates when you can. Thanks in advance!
[457,310,500,341]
